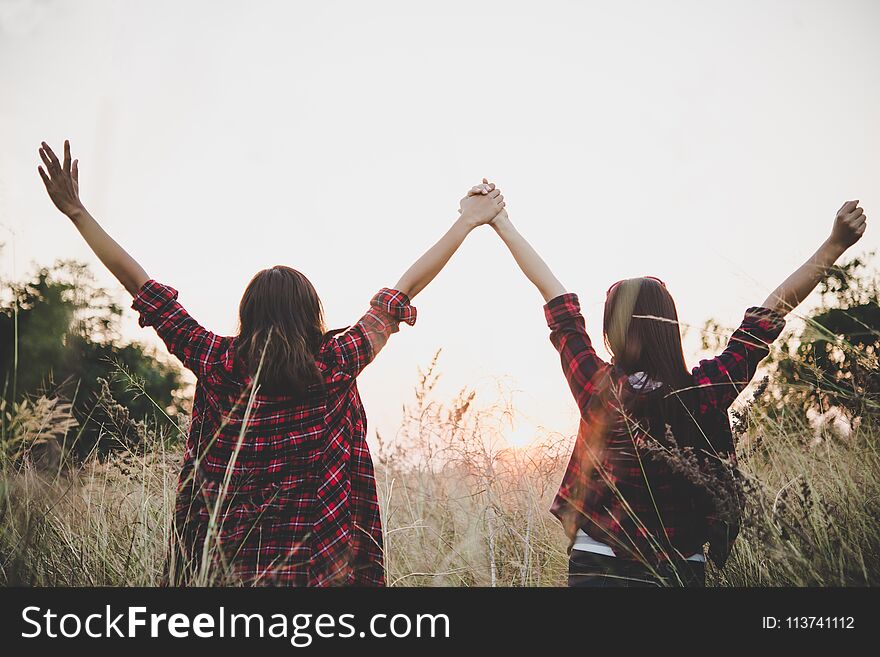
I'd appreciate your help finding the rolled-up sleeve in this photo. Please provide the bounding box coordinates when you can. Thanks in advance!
[544,293,609,418]
[132,279,178,327]
[132,280,228,378]
[693,306,786,411]
[369,288,417,326]
[332,288,417,378]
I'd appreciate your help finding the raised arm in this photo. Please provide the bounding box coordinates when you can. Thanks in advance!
[331,182,505,378]
[761,200,867,314]
[694,200,867,413]
[490,210,567,302]
[38,140,149,296]
[393,185,504,298]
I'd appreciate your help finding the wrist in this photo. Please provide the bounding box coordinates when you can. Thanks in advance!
[491,216,514,238]
[455,214,480,232]
[67,204,90,225]
[823,235,849,258]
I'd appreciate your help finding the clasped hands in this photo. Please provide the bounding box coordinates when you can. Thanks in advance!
[457,178,508,230]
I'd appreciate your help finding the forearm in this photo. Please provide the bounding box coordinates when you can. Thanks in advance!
[493,219,566,302]
[393,217,473,299]
[68,207,150,296]
[761,237,847,314]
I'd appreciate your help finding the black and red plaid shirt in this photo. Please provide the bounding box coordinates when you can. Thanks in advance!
[545,293,785,567]
[133,280,416,586]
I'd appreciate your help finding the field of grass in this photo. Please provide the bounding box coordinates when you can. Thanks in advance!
[1,344,877,588]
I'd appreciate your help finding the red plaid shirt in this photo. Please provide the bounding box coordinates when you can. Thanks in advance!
[545,293,785,567]
[133,280,416,586]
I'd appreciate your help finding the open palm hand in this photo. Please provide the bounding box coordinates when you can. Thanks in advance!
[38,140,84,217]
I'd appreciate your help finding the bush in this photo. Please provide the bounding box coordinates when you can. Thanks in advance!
[0,261,184,459]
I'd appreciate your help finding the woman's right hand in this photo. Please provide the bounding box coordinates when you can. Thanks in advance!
[829,200,867,250]
[458,178,505,228]
[38,140,85,218]
[471,178,511,230]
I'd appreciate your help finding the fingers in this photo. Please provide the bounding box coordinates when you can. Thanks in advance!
[468,181,496,196]
[41,142,61,171]
[39,147,53,171]
[844,204,867,241]
[838,199,859,216]
[72,159,79,184]
[38,165,50,187]
[461,179,505,224]
[851,212,867,240]
[829,199,869,247]
[63,140,71,175]
[844,205,865,230]
[847,206,864,221]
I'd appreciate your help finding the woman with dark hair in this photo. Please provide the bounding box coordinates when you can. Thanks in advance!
[37,140,506,586]
[471,179,867,586]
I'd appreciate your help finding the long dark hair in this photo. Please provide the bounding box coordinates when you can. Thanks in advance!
[603,277,692,393]
[236,265,325,395]
[602,277,699,445]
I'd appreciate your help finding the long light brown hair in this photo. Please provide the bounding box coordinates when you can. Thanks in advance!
[236,265,325,395]
[600,276,703,449]
[603,277,692,393]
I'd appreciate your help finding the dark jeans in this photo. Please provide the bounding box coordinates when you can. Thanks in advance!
[568,550,705,588]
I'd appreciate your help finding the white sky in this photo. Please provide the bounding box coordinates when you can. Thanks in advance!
[2,0,878,445]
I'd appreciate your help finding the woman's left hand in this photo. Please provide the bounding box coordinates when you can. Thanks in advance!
[458,184,505,227]
[38,140,84,218]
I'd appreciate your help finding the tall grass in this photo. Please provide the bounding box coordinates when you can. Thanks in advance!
[1,351,878,586]
[375,354,571,586]
[719,398,880,586]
